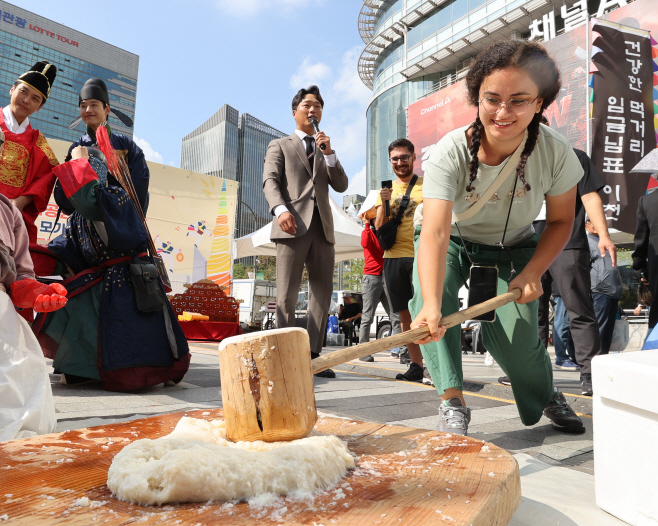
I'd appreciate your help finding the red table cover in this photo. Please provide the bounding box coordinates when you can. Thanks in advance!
[180,321,241,341]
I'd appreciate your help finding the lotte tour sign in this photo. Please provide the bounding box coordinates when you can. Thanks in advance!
[0,7,80,47]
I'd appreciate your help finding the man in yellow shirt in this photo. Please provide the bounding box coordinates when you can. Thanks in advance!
[375,139,424,381]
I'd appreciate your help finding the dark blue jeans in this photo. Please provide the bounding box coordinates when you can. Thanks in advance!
[553,297,577,363]
[592,293,619,355]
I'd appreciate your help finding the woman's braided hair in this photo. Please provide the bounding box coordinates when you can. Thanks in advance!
[464,40,561,193]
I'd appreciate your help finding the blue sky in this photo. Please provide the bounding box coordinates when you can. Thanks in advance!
[20,0,371,197]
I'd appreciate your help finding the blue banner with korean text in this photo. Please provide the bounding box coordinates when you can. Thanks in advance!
[590,19,656,234]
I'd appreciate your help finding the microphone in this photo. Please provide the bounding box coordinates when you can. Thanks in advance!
[308,116,326,150]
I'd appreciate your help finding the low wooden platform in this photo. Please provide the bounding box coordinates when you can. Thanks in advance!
[0,409,520,525]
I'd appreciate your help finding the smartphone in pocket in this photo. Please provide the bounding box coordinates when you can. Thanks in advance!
[467,266,499,322]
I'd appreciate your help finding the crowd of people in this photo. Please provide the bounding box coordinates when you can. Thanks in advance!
[0,61,190,441]
[1,37,653,443]
[265,39,651,438]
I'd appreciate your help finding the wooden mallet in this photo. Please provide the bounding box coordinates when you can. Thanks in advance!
[218,289,521,442]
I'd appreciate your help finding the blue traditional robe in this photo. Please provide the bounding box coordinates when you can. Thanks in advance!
[54,126,149,214]
[36,135,190,392]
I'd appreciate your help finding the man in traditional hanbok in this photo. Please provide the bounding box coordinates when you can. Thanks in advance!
[35,79,190,391]
[0,61,59,243]
[63,78,145,204]
[0,193,67,441]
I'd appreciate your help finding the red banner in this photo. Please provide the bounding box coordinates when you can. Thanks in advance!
[408,80,473,178]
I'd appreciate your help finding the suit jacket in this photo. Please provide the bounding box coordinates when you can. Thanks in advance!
[632,189,658,283]
[263,134,348,244]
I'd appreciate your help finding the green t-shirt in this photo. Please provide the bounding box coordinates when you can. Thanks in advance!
[422,124,583,246]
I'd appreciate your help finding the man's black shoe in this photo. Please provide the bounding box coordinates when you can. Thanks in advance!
[314,368,336,379]
[543,387,585,433]
[498,376,511,386]
[396,362,424,382]
[359,355,374,362]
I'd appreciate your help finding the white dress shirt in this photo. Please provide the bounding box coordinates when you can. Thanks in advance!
[3,106,29,135]
[273,129,338,218]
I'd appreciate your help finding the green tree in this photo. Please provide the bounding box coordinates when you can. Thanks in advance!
[257,256,277,281]
[342,259,365,291]
[233,263,248,279]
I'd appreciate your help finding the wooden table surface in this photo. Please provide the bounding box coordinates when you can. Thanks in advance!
[0,409,520,525]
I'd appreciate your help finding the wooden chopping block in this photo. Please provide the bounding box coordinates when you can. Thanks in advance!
[219,289,521,443]
[0,409,522,525]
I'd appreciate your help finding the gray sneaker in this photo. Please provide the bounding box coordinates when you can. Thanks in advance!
[437,397,471,436]
[422,367,434,386]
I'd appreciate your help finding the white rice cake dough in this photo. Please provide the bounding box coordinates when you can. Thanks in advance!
[107,417,355,506]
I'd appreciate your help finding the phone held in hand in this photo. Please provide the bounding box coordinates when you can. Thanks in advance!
[381,180,392,216]
[468,266,498,322]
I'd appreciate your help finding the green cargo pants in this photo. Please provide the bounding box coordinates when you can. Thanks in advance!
[408,230,554,426]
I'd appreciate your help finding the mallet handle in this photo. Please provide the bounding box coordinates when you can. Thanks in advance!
[311,289,521,375]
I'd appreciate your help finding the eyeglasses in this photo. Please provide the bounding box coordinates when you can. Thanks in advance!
[389,155,411,164]
[478,97,539,115]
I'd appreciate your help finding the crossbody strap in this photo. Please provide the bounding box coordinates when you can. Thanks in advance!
[394,175,418,222]
[451,130,527,224]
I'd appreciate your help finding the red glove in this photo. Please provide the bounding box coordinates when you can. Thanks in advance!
[9,279,68,313]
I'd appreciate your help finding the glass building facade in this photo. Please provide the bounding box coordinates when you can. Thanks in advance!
[359,0,568,192]
[237,113,287,239]
[0,1,138,142]
[180,105,286,239]
[180,104,240,180]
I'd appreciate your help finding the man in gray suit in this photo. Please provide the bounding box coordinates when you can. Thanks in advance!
[263,85,348,378]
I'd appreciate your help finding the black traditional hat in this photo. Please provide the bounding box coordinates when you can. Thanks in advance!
[79,78,109,105]
[71,77,134,129]
[17,61,57,101]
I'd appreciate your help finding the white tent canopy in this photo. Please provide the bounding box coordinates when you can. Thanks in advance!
[234,197,364,262]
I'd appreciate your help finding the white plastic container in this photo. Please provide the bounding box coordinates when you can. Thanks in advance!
[326,333,345,347]
[593,350,658,525]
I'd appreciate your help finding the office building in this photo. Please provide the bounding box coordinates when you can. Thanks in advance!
[237,113,289,238]
[343,193,366,223]
[180,104,239,180]
[0,1,138,142]
[359,0,629,191]
[181,105,286,239]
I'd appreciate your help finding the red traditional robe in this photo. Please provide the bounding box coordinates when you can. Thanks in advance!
[0,109,59,243]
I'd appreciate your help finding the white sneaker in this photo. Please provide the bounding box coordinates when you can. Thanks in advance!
[484,351,495,367]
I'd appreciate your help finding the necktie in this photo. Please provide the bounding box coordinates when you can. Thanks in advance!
[304,136,315,171]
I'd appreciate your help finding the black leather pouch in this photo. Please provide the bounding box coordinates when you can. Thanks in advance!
[129,258,166,312]
[376,215,402,251]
